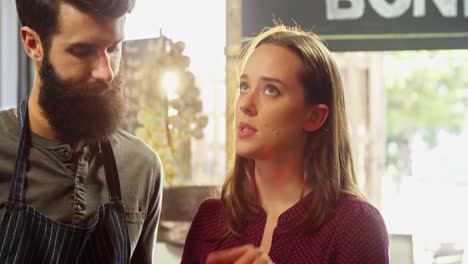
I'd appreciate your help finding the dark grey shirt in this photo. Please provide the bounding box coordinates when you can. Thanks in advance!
[0,109,163,263]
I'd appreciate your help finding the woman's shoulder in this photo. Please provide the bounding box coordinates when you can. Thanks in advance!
[194,197,224,219]
[332,194,388,236]
[335,194,383,219]
[190,197,226,233]
[328,194,389,262]
[198,197,224,211]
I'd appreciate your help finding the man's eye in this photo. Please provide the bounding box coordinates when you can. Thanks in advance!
[107,43,122,53]
[70,48,94,58]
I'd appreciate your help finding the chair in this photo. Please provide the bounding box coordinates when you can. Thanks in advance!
[158,185,219,246]
[390,233,414,264]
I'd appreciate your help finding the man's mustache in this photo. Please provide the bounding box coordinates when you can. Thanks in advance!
[61,81,121,97]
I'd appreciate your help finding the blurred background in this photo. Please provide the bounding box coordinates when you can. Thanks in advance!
[1,0,467,263]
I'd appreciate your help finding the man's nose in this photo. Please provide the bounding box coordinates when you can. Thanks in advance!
[91,52,114,83]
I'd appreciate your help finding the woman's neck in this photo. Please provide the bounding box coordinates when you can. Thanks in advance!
[254,152,310,216]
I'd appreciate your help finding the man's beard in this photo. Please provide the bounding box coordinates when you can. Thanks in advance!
[38,56,127,144]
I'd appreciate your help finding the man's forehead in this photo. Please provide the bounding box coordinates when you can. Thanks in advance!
[56,2,125,43]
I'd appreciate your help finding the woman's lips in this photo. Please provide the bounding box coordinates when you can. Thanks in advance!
[238,122,257,138]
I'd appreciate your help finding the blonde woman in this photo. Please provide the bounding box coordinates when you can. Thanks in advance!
[182,25,389,264]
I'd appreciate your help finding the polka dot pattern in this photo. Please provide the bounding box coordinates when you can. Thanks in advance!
[181,194,389,264]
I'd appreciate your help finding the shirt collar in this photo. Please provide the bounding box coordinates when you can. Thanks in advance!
[254,191,315,230]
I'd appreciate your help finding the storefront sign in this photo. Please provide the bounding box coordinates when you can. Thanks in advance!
[242,0,468,51]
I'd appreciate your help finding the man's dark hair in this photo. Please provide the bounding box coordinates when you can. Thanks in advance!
[16,0,135,50]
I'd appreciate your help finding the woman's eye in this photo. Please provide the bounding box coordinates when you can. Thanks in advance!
[265,85,280,96]
[239,82,249,93]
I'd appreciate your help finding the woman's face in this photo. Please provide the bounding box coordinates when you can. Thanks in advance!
[236,43,315,160]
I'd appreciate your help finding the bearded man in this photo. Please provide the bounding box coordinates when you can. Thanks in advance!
[0,1,163,263]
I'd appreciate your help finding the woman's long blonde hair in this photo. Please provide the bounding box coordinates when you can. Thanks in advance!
[221,25,361,236]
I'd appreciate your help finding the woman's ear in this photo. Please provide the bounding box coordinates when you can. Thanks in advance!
[20,26,44,62]
[304,104,329,132]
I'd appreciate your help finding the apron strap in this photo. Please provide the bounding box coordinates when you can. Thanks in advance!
[9,98,30,202]
[99,139,123,202]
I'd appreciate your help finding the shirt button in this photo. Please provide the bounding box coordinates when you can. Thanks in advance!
[279,215,287,222]
[75,204,84,211]
[54,147,72,162]
[274,242,280,248]
[83,153,90,162]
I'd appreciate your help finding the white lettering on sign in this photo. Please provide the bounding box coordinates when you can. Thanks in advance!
[466,0,468,16]
[369,0,412,18]
[326,0,365,20]
[326,0,468,20]
[414,0,457,17]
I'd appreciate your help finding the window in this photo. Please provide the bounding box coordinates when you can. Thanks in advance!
[125,0,227,185]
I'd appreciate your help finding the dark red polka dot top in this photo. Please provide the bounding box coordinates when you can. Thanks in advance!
[181,193,389,264]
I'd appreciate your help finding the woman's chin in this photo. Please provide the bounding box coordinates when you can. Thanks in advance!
[235,147,270,161]
[235,148,257,160]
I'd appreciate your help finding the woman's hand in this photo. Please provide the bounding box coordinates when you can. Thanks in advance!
[206,244,274,264]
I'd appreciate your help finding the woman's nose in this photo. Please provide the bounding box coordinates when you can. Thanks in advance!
[238,92,257,116]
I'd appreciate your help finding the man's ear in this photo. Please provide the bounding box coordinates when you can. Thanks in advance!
[304,104,329,132]
[20,26,44,62]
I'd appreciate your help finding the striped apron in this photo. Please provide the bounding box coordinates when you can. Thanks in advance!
[0,98,130,263]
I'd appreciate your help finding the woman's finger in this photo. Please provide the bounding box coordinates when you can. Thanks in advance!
[233,247,265,264]
[252,253,274,264]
